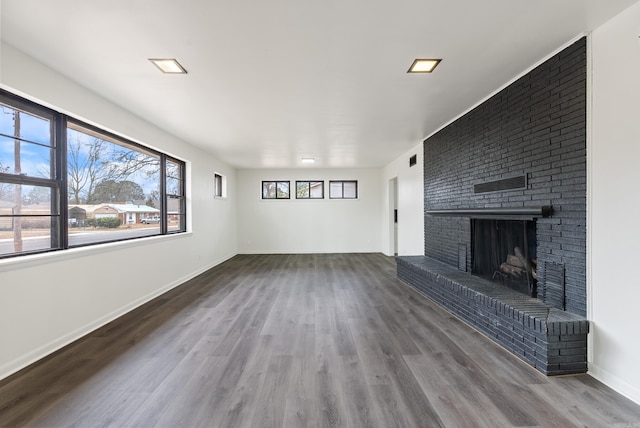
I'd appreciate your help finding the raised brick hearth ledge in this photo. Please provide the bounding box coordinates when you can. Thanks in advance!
[397,256,589,376]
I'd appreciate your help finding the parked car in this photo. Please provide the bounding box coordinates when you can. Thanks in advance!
[141,216,161,224]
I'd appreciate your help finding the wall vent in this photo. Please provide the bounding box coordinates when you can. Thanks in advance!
[474,175,526,194]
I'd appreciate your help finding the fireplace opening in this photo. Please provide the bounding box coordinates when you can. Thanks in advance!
[471,219,537,297]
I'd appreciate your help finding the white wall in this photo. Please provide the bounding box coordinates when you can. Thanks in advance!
[381,144,424,256]
[236,168,381,253]
[0,43,238,380]
[589,0,640,404]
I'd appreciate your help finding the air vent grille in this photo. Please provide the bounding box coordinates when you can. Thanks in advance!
[474,175,526,194]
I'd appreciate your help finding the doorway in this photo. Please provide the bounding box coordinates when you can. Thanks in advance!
[389,177,398,256]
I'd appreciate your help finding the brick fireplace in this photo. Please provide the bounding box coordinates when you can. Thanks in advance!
[397,37,588,375]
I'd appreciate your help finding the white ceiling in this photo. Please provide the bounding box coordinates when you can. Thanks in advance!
[1,0,637,169]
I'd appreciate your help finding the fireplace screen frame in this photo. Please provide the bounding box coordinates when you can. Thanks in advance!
[471,218,538,297]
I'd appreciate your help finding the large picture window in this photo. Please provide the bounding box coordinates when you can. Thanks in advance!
[67,121,163,245]
[0,89,186,258]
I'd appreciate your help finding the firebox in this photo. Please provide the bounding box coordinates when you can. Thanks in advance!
[471,219,537,296]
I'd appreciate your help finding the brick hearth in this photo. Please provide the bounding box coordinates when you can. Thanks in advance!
[397,256,588,375]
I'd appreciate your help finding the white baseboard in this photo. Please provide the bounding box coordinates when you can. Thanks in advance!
[238,249,380,254]
[0,252,236,382]
[588,363,640,406]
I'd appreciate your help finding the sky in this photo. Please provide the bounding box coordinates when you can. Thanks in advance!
[1,105,162,201]
[0,105,52,179]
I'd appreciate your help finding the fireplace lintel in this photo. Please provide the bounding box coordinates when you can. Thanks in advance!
[426,206,552,220]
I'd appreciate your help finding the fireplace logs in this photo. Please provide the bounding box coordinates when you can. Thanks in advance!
[500,246,537,279]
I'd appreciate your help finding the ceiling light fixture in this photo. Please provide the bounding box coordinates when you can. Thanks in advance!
[149,58,188,74]
[407,58,442,73]
[301,158,315,164]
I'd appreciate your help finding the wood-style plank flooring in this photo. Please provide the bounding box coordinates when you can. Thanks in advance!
[1,253,640,427]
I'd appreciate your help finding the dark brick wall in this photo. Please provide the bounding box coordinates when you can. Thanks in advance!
[423,38,587,316]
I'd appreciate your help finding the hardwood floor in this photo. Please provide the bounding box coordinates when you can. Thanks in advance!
[1,253,639,427]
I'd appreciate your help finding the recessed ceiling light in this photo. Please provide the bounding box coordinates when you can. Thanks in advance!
[301,158,315,164]
[407,59,441,73]
[149,58,188,74]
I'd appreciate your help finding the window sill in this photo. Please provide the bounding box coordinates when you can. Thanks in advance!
[0,231,192,273]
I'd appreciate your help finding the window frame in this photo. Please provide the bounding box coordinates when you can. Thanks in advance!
[0,91,64,254]
[261,180,290,199]
[0,88,187,259]
[329,180,358,199]
[295,180,324,199]
[165,156,186,234]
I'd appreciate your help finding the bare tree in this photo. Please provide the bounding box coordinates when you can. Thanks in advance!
[0,162,10,200]
[108,148,160,180]
[67,132,160,204]
[25,186,50,205]
[146,189,160,208]
[67,136,111,204]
